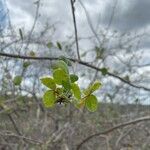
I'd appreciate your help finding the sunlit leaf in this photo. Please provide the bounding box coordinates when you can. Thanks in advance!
[84,81,102,95]
[40,77,56,90]
[71,83,81,99]
[83,87,91,95]
[85,95,98,112]
[43,90,56,108]
[91,81,102,92]
[52,60,69,74]
[53,68,69,85]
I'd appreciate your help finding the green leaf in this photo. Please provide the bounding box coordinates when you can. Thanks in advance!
[19,28,23,41]
[43,90,56,108]
[13,76,22,86]
[100,68,108,76]
[40,77,56,90]
[95,47,105,59]
[124,75,130,81]
[70,74,78,83]
[83,81,102,95]
[52,60,69,74]
[62,80,71,91]
[59,56,72,66]
[83,87,91,95]
[29,51,35,57]
[81,52,87,57]
[53,68,69,85]
[91,81,102,92]
[23,62,31,68]
[47,42,53,48]
[71,83,81,99]
[85,95,98,112]
[57,42,62,50]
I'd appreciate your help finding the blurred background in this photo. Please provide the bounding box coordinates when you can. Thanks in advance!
[0,0,150,149]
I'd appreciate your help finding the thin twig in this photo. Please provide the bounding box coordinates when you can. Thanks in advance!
[7,114,22,135]
[0,105,22,135]
[25,0,41,50]
[79,0,101,45]
[70,0,80,60]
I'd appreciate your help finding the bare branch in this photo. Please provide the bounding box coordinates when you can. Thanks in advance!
[76,116,150,150]
[70,0,80,60]
[0,52,150,92]
[0,130,43,145]
[25,0,41,49]
[79,0,101,45]
[7,114,22,135]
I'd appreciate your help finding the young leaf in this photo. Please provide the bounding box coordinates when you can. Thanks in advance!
[71,83,81,100]
[43,90,56,108]
[124,75,130,81]
[91,81,102,92]
[53,68,69,85]
[83,81,102,95]
[100,68,108,76]
[40,77,56,90]
[29,51,35,57]
[83,86,91,95]
[57,42,62,50]
[70,74,78,83]
[59,56,72,66]
[23,61,31,68]
[13,76,22,86]
[19,28,23,41]
[52,60,69,74]
[47,42,53,49]
[85,95,98,112]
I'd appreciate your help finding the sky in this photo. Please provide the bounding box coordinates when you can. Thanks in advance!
[3,0,150,56]
[2,0,150,64]
[4,0,150,74]
[5,0,150,32]
[0,0,7,29]
[1,0,150,103]
[3,0,149,54]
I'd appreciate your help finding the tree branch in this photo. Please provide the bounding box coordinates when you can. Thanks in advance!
[76,116,150,150]
[0,52,150,92]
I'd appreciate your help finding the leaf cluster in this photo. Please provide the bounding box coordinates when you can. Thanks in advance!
[40,59,102,112]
